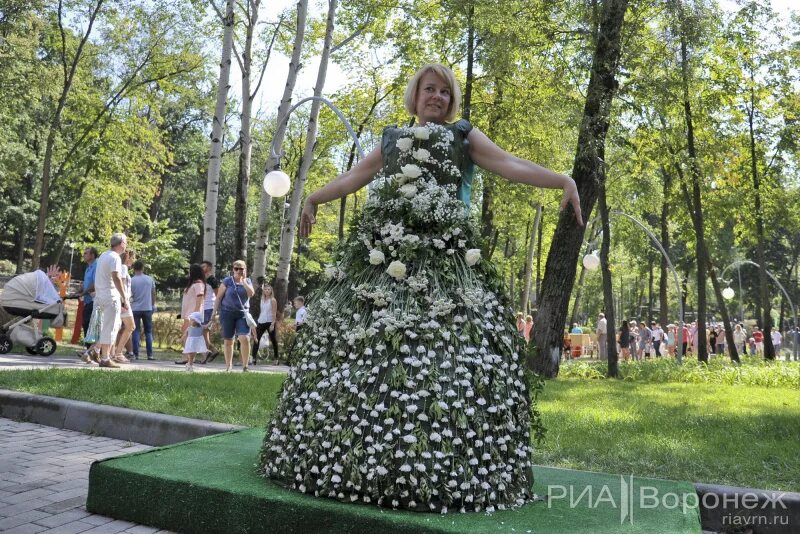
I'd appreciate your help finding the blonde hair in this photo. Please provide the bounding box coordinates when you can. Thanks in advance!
[404,63,461,123]
[232,260,246,270]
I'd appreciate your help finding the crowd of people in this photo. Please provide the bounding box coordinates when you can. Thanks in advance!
[561,314,800,361]
[73,234,306,370]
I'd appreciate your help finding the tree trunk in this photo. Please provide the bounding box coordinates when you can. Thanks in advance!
[233,0,262,262]
[201,0,235,270]
[599,178,618,376]
[677,173,739,363]
[529,0,628,377]
[658,168,671,326]
[253,0,308,279]
[679,17,708,362]
[274,0,337,313]
[463,1,475,121]
[535,207,544,305]
[647,255,654,322]
[521,203,542,314]
[31,0,104,270]
[748,90,774,359]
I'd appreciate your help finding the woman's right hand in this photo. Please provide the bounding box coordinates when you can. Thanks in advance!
[299,200,317,238]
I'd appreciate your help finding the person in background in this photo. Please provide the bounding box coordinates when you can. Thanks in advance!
[638,321,652,360]
[112,250,136,363]
[180,311,208,372]
[618,320,630,361]
[214,260,255,372]
[515,312,525,335]
[651,321,664,358]
[753,327,764,356]
[201,260,220,362]
[596,313,608,361]
[523,315,533,342]
[570,323,582,334]
[176,264,205,365]
[715,326,725,357]
[733,323,746,357]
[771,327,783,359]
[92,233,128,368]
[708,326,718,356]
[294,296,306,333]
[130,260,156,360]
[665,324,676,357]
[680,322,690,358]
[78,246,98,355]
[748,337,757,356]
[253,283,279,363]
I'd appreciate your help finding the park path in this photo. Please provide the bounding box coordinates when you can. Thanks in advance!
[0,417,173,534]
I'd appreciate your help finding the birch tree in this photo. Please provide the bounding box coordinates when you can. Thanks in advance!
[273,0,337,311]
[233,2,283,262]
[252,0,308,279]
[202,0,235,270]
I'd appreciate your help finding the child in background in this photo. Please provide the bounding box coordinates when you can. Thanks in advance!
[293,296,307,333]
[748,337,757,356]
[523,315,534,342]
[180,311,208,372]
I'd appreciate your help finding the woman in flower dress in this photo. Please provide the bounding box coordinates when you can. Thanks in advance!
[260,64,582,513]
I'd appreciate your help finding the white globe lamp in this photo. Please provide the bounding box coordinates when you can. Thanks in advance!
[582,251,600,271]
[263,170,291,197]
[722,287,735,300]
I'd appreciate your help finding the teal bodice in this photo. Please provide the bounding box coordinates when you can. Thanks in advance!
[381,119,476,206]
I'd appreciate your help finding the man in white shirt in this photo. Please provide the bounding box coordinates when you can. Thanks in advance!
[94,233,128,368]
[771,327,783,359]
[596,313,607,361]
[651,321,664,357]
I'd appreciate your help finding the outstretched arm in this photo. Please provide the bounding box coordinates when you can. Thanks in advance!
[300,146,383,237]
[468,127,583,226]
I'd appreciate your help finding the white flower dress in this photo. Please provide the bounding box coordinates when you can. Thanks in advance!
[260,120,536,513]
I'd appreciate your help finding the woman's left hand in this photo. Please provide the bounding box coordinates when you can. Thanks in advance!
[560,177,583,226]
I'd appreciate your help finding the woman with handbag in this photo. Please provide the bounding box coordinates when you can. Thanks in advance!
[213,260,255,372]
[252,283,279,364]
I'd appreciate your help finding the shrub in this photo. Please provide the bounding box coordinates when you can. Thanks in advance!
[559,356,800,388]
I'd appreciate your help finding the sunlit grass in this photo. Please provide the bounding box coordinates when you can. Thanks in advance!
[1,367,797,491]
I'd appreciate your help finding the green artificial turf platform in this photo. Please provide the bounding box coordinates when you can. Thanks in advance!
[87,429,702,533]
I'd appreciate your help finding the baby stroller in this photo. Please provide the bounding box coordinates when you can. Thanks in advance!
[0,270,65,356]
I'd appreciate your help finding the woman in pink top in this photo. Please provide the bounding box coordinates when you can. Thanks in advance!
[523,315,534,342]
[181,264,206,335]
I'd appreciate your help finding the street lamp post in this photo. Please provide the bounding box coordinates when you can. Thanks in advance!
[582,210,684,362]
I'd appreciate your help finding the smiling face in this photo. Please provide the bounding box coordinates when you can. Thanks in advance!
[415,71,451,125]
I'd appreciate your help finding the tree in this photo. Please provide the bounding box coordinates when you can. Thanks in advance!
[31,0,105,270]
[531,0,629,377]
[252,0,308,280]
[202,0,235,270]
[274,0,338,312]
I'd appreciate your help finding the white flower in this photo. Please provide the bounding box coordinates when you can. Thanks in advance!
[399,184,417,198]
[465,249,481,266]
[396,137,413,151]
[414,126,430,140]
[413,148,430,162]
[386,260,407,280]
[369,249,385,265]
[401,164,422,179]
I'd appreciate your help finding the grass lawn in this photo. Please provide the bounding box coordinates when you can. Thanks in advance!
[0,369,797,492]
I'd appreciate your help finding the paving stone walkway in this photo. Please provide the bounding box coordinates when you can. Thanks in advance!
[0,418,172,534]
